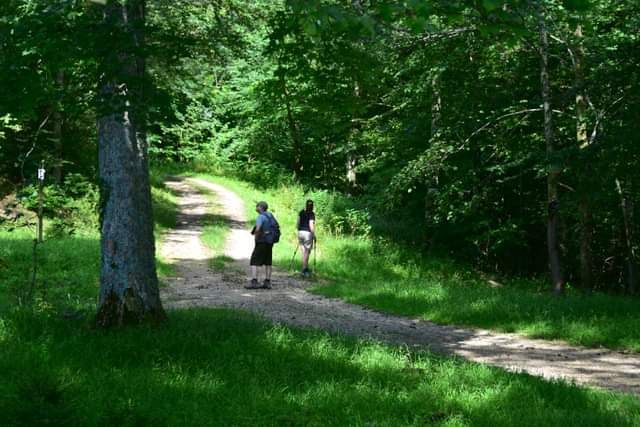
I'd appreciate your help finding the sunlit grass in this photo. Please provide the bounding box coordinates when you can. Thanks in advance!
[312,236,640,352]
[0,227,99,311]
[150,169,180,279]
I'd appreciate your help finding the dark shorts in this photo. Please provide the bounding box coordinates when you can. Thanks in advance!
[250,242,273,266]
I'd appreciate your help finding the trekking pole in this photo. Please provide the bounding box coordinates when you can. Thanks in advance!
[288,240,299,271]
[313,237,317,275]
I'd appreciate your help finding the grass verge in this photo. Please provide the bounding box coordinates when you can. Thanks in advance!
[151,168,180,279]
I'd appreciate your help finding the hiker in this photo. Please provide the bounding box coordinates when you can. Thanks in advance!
[246,201,279,289]
[297,199,316,277]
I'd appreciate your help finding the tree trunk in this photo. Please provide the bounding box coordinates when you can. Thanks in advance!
[52,70,65,184]
[346,80,361,190]
[430,73,441,139]
[616,179,637,294]
[538,6,564,295]
[96,0,165,327]
[346,155,357,187]
[279,71,303,176]
[425,73,441,222]
[578,197,593,289]
[574,24,594,290]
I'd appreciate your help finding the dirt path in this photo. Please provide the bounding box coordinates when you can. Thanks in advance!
[160,177,640,396]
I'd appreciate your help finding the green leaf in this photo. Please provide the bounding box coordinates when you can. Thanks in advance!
[482,0,502,12]
[562,0,592,11]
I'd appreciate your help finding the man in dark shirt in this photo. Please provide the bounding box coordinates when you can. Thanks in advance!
[296,199,316,277]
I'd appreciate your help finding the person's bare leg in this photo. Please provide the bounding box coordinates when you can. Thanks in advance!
[302,248,310,271]
[251,265,258,280]
[265,266,272,280]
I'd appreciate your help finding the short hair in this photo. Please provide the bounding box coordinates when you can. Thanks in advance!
[256,201,268,211]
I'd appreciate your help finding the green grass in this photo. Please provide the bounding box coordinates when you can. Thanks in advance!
[0,227,100,312]
[1,170,640,424]
[192,173,640,353]
[0,171,179,310]
[311,238,640,352]
[150,169,180,279]
[1,308,639,426]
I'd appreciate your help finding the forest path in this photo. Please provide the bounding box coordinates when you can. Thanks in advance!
[160,176,640,396]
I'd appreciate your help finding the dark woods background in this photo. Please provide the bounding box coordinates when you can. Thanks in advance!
[1,0,638,293]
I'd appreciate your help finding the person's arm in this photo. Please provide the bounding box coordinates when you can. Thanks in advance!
[254,215,264,238]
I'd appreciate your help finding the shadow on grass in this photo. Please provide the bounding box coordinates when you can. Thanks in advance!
[1,308,637,426]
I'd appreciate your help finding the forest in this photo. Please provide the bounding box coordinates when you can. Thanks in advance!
[2,0,638,293]
[1,0,640,424]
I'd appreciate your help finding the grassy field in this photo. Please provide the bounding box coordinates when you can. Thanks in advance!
[1,307,639,426]
[1,169,640,425]
[192,173,640,353]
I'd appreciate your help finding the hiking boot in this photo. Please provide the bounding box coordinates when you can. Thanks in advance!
[262,279,272,289]
[302,268,312,278]
[245,278,260,289]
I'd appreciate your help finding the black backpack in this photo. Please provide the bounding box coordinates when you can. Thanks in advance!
[261,212,281,244]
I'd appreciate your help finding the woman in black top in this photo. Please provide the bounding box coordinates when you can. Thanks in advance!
[297,199,316,276]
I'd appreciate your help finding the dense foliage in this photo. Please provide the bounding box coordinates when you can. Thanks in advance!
[1,0,639,292]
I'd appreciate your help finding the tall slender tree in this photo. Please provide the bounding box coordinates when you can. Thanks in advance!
[538,3,564,295]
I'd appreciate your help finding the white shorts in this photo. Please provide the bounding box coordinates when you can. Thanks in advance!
[298,230,314,250]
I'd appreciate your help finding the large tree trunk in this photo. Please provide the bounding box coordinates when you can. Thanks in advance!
[574,24,594,291]
[96,0,165,327]
[538,6,564,295]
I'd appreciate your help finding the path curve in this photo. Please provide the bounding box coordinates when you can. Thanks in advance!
[160,177,640,396]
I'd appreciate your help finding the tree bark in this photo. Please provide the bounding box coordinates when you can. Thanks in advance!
[96,0,165,327]
[279,70,303,176]
[538,6,564,295]
[616,179,637,294]
[425,73,441,222]
[574,24,594,290]
[346,80,361,190]
[52,70,65,184]
[430,73,441,139]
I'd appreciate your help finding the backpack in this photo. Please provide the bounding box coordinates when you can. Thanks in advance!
[260,212,281,244]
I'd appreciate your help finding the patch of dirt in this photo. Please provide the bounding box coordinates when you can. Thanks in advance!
[160,177,640,396]
[0,193,35,223]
